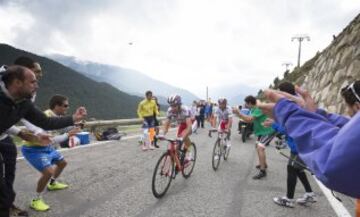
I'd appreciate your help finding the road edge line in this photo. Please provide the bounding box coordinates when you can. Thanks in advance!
[313,176,352,217]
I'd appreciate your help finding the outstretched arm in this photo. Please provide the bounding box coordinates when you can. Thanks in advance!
[274,98,360,198]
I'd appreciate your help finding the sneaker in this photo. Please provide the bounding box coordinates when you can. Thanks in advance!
[149,144,155,150]
[296,192,317,205]
[141,145,148,151]
[252,170,266,179]
[10,205,29,216]
[273,196,295,208]
[47,181,69,191]
[214,154,220,160]
[226,141,231,148]
[30,198,50,212]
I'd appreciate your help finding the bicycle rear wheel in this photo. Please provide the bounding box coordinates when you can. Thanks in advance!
[182,142,197,178]
[212,139,221,171]
[152,152,174,198]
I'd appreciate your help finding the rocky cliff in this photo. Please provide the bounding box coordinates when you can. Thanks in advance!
[270,13,360,114]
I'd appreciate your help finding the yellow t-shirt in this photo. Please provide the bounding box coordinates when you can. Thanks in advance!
[23,109,56,147]
[137,99,159,118]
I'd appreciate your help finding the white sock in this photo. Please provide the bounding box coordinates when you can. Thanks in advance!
[50,177,56,185]
[34,192,42,200]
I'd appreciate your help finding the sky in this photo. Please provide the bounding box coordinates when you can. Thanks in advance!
[0,0,359,98]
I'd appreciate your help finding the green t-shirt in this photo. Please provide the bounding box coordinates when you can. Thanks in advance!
[250,107,274,136]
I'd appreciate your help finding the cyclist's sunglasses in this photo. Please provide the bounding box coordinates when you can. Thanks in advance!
[341,82,360,102]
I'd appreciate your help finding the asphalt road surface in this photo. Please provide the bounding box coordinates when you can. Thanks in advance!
[13,125,352,217]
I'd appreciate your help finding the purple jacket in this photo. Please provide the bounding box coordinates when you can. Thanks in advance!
[273,98,359,198]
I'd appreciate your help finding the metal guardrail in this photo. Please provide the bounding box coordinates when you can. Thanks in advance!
[84,117,166,130]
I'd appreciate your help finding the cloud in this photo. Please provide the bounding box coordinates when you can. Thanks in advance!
[0,0,359,97]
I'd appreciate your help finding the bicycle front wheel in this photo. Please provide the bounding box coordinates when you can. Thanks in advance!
[223,141,231,161]
[152,152,174,198]
[182,142,197,178]
[212,139,221,171]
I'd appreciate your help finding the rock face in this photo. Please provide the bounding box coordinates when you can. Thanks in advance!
[288,13,360,114]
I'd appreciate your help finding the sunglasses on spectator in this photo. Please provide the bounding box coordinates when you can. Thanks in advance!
[341,82,360,102]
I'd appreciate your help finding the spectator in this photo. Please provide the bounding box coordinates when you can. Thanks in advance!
[21,94,81,212]
[137,91,159,150]
[233,95,274,179]
[0,66,87,217]
[152,96,161,148]
[269,82,316,208]
[199,103,205,128]
[190,101,198,133]
[259,80,360,198]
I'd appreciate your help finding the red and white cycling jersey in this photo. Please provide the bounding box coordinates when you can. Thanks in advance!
[214,106,233,122]
[166,105,191,124]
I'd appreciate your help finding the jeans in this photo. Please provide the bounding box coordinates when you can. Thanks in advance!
[0,136,17,217]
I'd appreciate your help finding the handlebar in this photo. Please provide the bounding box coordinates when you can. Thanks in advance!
[208,129,230,138]
[155,135,181,144]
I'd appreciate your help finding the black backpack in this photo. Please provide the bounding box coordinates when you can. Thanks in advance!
[99,128,122,141]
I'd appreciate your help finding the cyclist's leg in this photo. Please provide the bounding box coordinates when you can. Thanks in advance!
[183,136,191,151]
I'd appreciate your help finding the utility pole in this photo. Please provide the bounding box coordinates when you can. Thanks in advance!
[282,62,293,71]
[291,34,310,68]
[206,86,209,102]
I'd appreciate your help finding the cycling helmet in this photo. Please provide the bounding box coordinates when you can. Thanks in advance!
[167,94,182,105]
[218,97,227,104]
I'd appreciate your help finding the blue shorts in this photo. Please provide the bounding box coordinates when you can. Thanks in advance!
[21,145,64,172]
[142,117,156,128]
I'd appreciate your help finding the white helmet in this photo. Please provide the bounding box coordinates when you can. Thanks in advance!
[218,97,227,104]
[167,94,182,106]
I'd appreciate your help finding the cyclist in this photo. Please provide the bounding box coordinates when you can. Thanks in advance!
[161,94,193,172]
[211,97,233,149]
[137,91,159,150]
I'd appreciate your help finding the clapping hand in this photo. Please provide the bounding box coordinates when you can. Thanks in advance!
[73,107,87,122]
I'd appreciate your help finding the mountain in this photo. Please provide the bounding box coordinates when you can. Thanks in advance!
[208,84,258,106]
[0,44,144,119]
[47,54,199,105]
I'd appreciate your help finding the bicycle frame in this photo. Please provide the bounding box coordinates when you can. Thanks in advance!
[209,129,229,144]
[159,137,185,172]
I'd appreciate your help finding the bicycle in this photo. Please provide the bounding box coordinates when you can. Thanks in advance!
[151,135,197,198]
[209,129,231,171]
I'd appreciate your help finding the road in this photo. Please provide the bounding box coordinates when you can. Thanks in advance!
[13,125,351,217]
